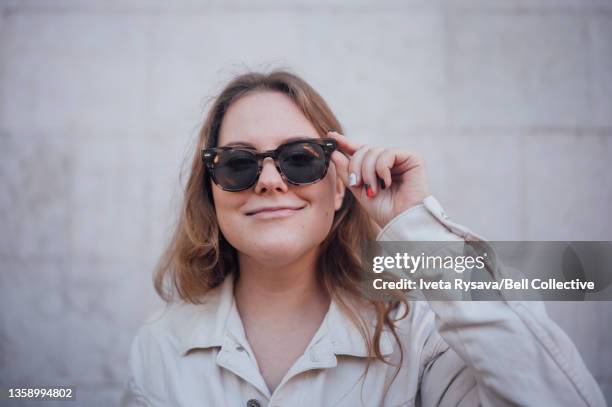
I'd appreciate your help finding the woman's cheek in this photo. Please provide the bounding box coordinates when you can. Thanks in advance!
[215,208,245,244]
[303,205,335,244]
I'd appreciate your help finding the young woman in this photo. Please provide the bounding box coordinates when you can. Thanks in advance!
[121,70,605,406]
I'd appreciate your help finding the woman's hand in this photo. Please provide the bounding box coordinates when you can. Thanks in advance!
[329,130,431,229]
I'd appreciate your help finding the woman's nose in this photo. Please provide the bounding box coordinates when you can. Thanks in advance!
[254,157,289,193]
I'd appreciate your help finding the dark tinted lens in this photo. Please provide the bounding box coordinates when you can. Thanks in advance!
[279,142,327,184]
[214,150,258,191]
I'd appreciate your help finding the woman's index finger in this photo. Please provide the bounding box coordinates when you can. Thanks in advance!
[327,131,363,156]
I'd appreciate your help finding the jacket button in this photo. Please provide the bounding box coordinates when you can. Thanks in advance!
[246,399,261,407]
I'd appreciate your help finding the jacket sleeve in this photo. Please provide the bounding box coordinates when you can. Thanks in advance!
[120,378,150,407]
[376,195,607,407]
[119,328,153,407]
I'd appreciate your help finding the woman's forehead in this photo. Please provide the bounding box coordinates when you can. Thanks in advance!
[218,92,319,149]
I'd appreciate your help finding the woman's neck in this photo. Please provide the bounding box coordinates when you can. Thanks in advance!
[234,248,330,321]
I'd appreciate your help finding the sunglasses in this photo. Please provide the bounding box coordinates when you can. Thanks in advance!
[202,137,338,192]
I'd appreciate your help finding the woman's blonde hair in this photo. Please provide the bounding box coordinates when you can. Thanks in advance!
[154,69,409,395]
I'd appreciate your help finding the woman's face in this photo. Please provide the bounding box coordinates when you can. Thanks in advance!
[212,91,345,266]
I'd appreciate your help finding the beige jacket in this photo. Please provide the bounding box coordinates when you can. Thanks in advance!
[120,196,606,407]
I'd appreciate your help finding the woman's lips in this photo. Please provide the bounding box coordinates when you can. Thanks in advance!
[248,207,304,220]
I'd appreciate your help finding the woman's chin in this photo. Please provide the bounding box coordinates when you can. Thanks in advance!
[243,240,313,265]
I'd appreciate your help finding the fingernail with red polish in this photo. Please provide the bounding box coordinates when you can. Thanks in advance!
[365,184,375,198]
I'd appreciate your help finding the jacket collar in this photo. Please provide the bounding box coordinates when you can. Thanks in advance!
[179,273,394,358]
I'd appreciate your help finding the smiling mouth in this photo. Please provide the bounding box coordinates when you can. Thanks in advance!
[247,206,305,219]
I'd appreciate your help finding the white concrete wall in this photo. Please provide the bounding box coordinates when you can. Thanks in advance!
[1,1,611,405]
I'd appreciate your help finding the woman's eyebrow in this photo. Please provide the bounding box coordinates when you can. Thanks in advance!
[222,141,256,148]
[221,136,313,148]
